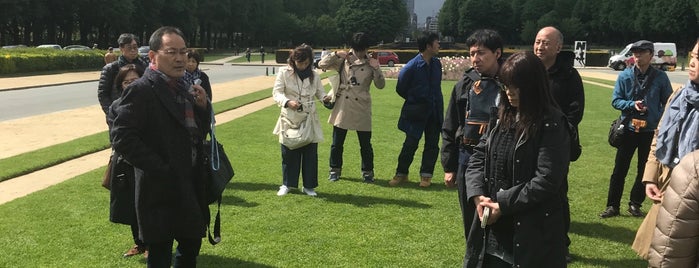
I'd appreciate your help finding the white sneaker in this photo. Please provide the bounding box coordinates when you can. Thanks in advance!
[302,187,317,197]
[277,185,290,196]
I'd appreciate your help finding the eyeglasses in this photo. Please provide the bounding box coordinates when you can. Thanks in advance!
[122,44,138,51]
[122,79,138,86]
[158,48,188,57]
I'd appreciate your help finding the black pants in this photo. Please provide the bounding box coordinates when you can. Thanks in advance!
[147,237,202,268]
[457,147,476,261]
[395,116,441,177]
[605,131,654,208]
[130,224,146,247]
[329,126,373,173]
[281,143,319,189]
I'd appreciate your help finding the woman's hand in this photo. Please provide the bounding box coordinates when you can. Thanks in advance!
[645,183,663,201]
[322,95,332,103]
[369,58,380,70]
[286,100,301,110]
[479,200,501,225]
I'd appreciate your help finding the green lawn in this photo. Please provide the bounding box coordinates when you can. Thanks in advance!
[0,79,649,267]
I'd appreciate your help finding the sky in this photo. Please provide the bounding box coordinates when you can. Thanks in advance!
[414,0,446,26]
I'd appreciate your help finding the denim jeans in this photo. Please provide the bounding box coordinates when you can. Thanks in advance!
[329,126,373,172]
[147,237,201,268]
[605,131,654,208]
[395,117,441,177]
[281,143,318,189]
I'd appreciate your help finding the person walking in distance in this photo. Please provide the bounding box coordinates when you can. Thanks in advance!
[391,32,443,188]
[599,40,672,218]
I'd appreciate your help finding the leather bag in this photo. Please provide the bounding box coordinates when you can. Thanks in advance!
[608,116,629,148]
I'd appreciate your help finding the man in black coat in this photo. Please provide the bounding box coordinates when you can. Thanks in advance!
[97,33,148,115]
[533,26,585,262]
[441,29,504,263]
[110,26,212,267]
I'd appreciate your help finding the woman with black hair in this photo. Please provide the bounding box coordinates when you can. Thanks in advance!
[464,51,570,267]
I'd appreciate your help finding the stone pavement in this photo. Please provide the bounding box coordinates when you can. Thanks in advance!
[0,66,685,205]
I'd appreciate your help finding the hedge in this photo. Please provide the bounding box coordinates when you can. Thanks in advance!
[0,48,105,74]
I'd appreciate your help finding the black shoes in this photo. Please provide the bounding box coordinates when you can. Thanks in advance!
[362,171,375,183]
[599,206,620,218]
[328,171,340,182]
[628,204,645,217]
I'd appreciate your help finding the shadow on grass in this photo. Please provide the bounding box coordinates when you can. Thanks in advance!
[199,254,275,267]
[338,176,457,192]
[319,192,432,208]
[570,221,637,244]
[569,253,646,267]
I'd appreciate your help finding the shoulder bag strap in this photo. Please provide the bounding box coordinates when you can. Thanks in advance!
[207,102,222,245]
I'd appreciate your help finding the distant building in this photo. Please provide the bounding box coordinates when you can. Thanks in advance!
[402,0,417,41]
[426,15,439,34]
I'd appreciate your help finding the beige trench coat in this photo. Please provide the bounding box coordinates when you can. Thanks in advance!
[318,50,385,132]
[272,66,327,143]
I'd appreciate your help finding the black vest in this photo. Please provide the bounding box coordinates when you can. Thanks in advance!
[463,69,500,143]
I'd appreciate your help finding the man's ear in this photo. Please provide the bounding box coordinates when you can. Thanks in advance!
[148,50,156,65]
[495,48,502,59]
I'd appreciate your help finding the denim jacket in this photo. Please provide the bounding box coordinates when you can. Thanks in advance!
[611,66,672,132]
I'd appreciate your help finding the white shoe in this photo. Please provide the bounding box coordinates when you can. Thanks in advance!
[277,185,290,196]
[302,187,317,197]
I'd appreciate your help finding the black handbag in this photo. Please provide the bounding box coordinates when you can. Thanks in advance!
[204,107,234,245]
[608,116,629,148]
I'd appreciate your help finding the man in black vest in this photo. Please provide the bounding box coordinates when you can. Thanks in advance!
[441,29,504,263]
[534,26,585,262]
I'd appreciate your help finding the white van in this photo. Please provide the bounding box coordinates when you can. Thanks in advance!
[608,42,677,71]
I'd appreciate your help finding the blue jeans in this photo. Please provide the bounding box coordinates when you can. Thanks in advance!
[329,126,373,172]
[147,237,201,268]
[606,131,653,208]
[281,143,319,188]
[395,117,441,177]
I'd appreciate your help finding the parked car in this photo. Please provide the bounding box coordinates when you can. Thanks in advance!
[63,45,91,51]
[1,45,27,49]
[608,42,677,71]
[138,46,150,63]
[37,44,62,50]
[313,51,322,69]
[372,50,399,67]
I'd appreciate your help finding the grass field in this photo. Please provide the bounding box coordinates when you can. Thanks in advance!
[0,79,651,267]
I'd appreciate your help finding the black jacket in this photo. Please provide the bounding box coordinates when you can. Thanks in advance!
[464,109,570,268]
[110,68,211,243]
[549,52,585,127]
[97,56,148,114]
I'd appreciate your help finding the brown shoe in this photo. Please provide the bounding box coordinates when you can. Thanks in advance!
[388,175,408,186]
[419,177,432,187]
[143,249,149,259]
[123,245,146,258]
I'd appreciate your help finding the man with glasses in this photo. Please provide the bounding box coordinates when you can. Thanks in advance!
[97,33,148,115]
[441,29,504,265]
[110,26,212,267]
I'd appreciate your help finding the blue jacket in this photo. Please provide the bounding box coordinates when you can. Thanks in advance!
[396,53,443,138]
[611,66,672,132]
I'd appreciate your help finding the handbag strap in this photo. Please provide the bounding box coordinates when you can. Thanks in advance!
[207,102,223,245]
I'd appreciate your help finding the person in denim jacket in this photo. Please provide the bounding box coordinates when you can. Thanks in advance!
[600,40,673,218]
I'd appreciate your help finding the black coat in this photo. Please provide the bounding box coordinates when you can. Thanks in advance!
[464,109,570,268]
[107,151,137,225]
[110,68,211,243]
[549,52,585,127]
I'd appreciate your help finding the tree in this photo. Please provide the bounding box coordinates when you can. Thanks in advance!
[335,0,408,45]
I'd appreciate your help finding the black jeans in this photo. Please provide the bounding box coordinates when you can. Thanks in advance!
[329,126,373,172]
[457,146,476,261]
[147,237,202,268]
[395,117,441,177]
[281,143,319,189]
[605,131,654,208]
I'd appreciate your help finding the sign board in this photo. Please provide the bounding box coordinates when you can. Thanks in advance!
[574,41,587,67]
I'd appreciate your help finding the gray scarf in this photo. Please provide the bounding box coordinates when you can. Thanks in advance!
[655,81,699,167]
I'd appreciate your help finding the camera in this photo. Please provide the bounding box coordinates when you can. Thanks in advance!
[297,103,304,112]
[350,76,359,86]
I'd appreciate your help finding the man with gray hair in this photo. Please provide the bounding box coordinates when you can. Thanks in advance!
[533,25,585,262]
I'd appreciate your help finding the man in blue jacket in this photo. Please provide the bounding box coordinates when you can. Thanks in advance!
[390,32,443,187]
[600,40,672,218]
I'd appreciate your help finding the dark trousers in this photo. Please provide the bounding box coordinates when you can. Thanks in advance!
[605,131,654,208]
[131,224,146,247]
[396,117,441,176]
[147,237,202,268]
[329,126,373,172]
[281,143,319,189]
[457,147,476,261]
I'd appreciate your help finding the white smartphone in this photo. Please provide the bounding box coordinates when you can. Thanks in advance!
[481,207,490,228]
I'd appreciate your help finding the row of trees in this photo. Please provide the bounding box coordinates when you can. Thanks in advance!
[0,0,408,50]
[439,0,699,51]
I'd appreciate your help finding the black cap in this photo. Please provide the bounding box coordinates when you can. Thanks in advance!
[630,40,653,53]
